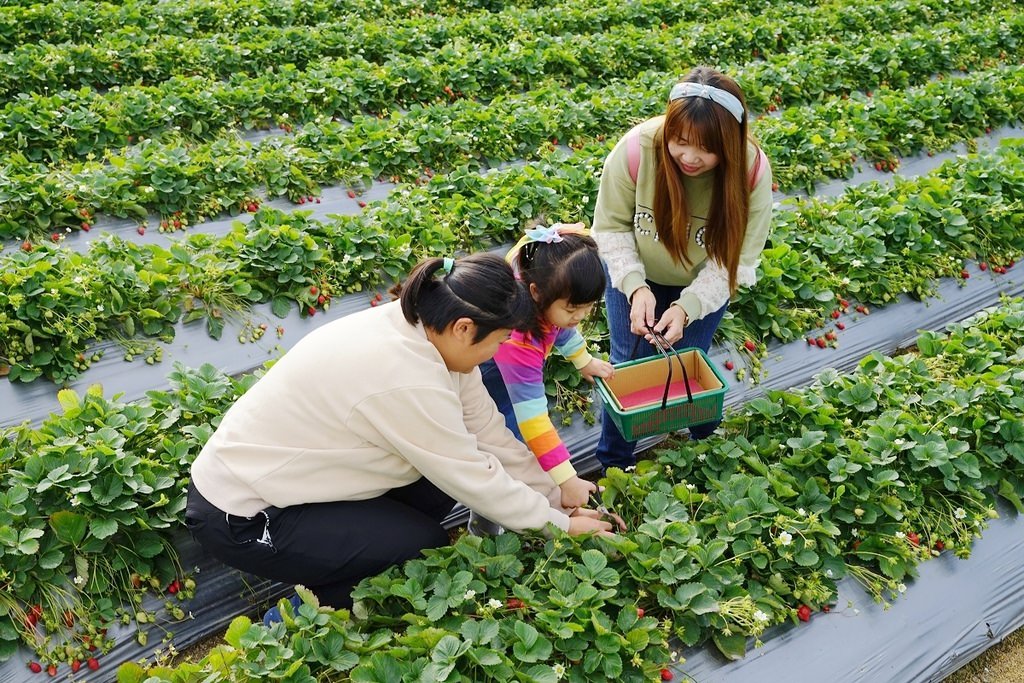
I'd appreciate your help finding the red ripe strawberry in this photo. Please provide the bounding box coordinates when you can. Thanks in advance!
[1008,260,1016,268]
[836,322,846,330]
[168,581,179,595]
[852,539,861,550]
[825,331,837,341]
[81,223,91,231]
[19,241,32,251]
[374,292,383,301]
[297,196,306,204]
[822,605,832,613]
[979,262,988,271]
[87,658,100,671]
[28,662,42,673]
[636,608,645,618]
[307,306,316,316]
[248,202,258,212]
[47,664,57,676]
[71,661,81,673]
[317,294,326,304]
[831,309,840,319]
[30,605,42,619]
[816,337,827,349]
[724,360,735,371]
[806,336,815,346]
[137,226,146,235]
[839,298,850,308]
[370,299,378,307]
[173,219,181,228]
[866,90,873,97]
[907,531,920,547]
[315,197,321,203]
[797,604,812,622]
[961,270,969,279]
[934,540,945,551]
[310,286,319,295]
[506,598,524,609]
[771,182,779,192]
[358,200,367,208]
[744,340,756,352]
[661,668,673,681]
[874,162,883,171]
[25,614,37,629]
[51,232,61,242]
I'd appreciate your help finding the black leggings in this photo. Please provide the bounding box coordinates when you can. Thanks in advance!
[184,478,455,608]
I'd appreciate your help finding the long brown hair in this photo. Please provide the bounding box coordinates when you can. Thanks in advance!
[653,67,750,294]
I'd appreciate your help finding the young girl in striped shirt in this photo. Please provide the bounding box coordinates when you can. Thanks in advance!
[480,223,615,509]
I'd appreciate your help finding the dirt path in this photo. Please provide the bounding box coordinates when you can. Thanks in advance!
[945,627,1024,682]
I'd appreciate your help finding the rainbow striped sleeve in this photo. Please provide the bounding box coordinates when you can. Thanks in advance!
[553,327,594,370]
[492,331,576,485]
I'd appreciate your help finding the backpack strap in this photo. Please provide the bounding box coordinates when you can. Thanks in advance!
[628,131,769,190]
[748,146,769,190]
[627,129,641,184]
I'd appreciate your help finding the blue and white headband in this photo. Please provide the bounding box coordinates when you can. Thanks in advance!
[670,81,745,124]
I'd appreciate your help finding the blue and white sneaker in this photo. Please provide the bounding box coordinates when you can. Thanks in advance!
[263,593,302,626]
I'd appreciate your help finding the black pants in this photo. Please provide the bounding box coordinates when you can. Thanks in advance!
[184,478,455,608]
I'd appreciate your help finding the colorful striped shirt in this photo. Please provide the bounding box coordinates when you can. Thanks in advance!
[492,322,594,485]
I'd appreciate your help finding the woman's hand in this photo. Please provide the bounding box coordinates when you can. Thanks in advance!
[566,507,627,537]
[628,287,657,336]
[579,358,614,384]
[652,305,688,345]
[559,475,596,509]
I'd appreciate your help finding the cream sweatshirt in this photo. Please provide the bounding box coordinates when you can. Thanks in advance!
[592,116,774,322]
[189,301,570,533]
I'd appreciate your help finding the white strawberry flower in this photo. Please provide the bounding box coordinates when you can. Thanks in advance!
[954,508,967,520]
[777,531,793,546]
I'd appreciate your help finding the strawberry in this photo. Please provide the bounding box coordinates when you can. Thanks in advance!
[636,608,645,618]
[744,340,756,352]
[358,200,367,208]
[831,309,840,319]
[907,531,920,547]
[137,226,146,235]
[28,662,42,673]
[310,286,319,295]
[1009,260,1016,268]
[168,580,179,595]
[838,297,850,309]
[71,661,81,673]
[506,598,524,609]
[806,337,815,346]
[173,219,181,228]
[934,540,945,551]
[51,232,61,242]
[87,658,100,671]
[866,90,873,97]
[347,189,357,198]
[661,668,673,681]
[836,322,846,330]
[724,360,735,371]
[297,196,306,204]
[825,331,837,341]
[961,269,969,279]
[797,604,812,622]
[248,202,259,212]
[47,664,57,676]
[822,605,832,613]
[874,162,883,171]
[771,182,779,192]
[816,337,827,349]
[307,306,316,316]
[30,605,42,619]
[317,294,326,304]
[81,222,90,230]
[979,262,988,271]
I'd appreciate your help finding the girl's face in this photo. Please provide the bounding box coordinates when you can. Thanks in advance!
[543,298,595,330]
[667,133,720,177]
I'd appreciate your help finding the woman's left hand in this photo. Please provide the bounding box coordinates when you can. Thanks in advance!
[579,358,614,383]
[650,305,688,345]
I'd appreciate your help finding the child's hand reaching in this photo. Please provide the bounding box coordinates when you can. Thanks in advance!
[580,358,614,383]
[560,475,597,509]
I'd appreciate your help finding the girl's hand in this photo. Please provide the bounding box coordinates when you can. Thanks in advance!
[628,287,656,336]
[652,305,688,345]
[567,507,626,537]
[559,475,596,509]
[580,358,614,383]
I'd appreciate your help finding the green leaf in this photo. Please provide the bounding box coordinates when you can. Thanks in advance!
[49,511,88,546]
[90,517,119,540]
[712,631,748,661]
[224,616,253,648]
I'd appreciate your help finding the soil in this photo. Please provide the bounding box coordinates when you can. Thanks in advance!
[944,627,1024,683]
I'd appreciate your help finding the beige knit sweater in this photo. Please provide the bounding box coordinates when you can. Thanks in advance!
[190,301,570,533]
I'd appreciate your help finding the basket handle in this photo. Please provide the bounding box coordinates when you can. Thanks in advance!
[631,325,693,409]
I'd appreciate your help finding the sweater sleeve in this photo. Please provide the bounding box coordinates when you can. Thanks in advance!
[592,136,648,299]
[350,380,569,533]
[492,335,577,486]
[675,153,775,321]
